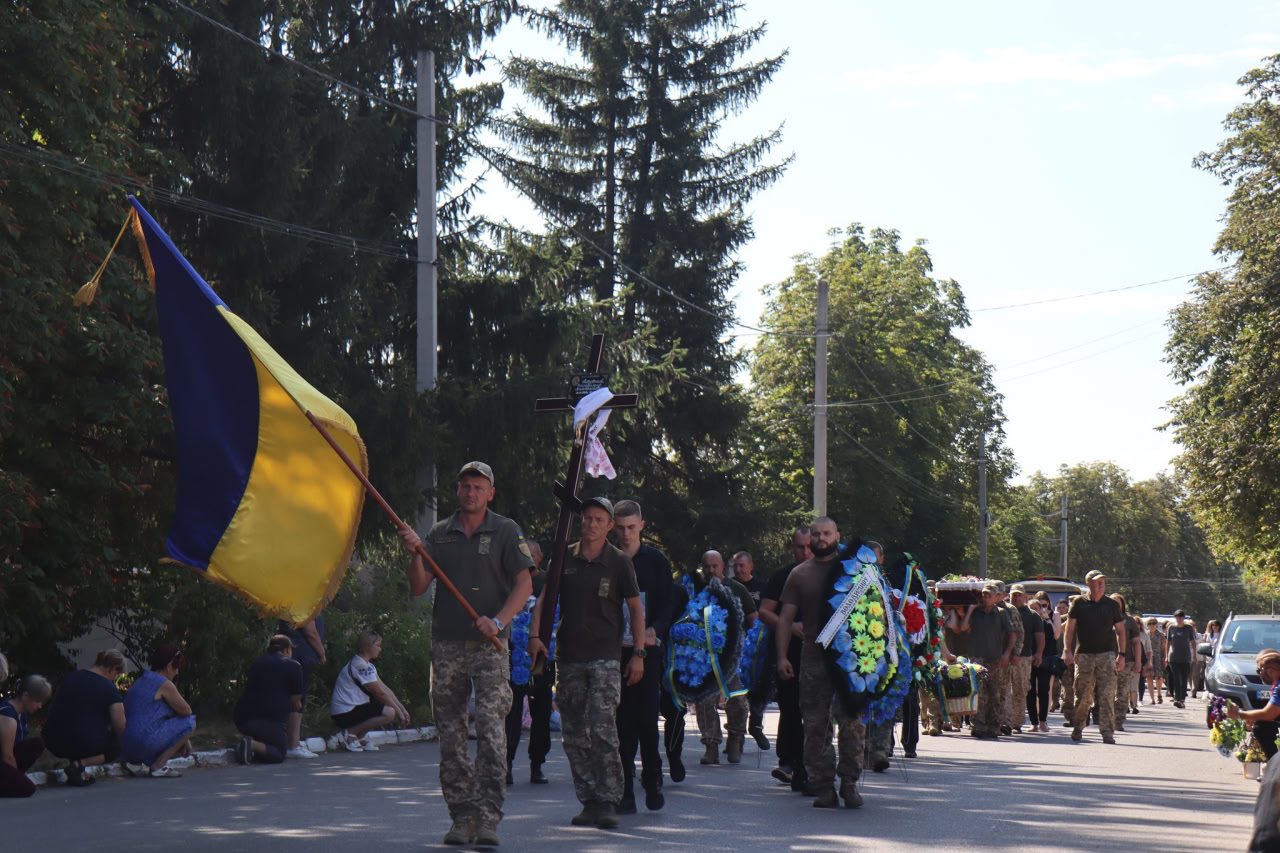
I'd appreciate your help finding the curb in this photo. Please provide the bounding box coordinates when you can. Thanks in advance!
[26,725,437,787]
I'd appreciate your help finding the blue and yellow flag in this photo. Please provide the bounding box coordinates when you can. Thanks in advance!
[129,197,367,624]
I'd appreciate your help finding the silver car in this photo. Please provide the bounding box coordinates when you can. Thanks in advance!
[1202,614,1280,709]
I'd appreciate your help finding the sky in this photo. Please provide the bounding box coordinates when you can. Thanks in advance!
[467,1,1279,484]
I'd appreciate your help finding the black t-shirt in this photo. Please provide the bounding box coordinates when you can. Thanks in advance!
[1068,596,1123,654]
[630,544,676,641]
[1017,606,1042,656]
[1168,624,1197,664]
[1042,617,1059,657]
[556,541,641,663]
[764,562,802,662]
[737,575,768,609]
[42,669,122,742]
[235,653,303,725]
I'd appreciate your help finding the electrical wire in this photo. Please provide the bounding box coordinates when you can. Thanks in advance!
[970,268,1228,312]
[165,0,822,340]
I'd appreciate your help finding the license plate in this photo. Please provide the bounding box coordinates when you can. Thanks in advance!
[1259,688,1271,700]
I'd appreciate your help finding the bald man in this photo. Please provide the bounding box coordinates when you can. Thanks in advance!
[693,551,757,765]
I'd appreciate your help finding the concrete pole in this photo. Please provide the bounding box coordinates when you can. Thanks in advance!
[415,50,438,534]
[978,432,988,577]
[814,276,829,517]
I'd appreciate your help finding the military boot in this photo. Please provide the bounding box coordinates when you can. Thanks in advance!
[443,816,476,845]
[572,801,600,826]
[700,743,720,765]
[726,734,743,764]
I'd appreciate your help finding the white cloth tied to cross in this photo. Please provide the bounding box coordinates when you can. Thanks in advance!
[573,386,617,480]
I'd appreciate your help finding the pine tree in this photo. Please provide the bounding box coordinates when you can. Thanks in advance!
[497,0,790,563]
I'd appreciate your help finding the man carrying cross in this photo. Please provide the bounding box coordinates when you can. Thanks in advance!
[399,461,534,847]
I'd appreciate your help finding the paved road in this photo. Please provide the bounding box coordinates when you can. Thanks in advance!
[4,699,1257,851]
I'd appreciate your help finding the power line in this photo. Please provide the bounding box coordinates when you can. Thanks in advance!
[165,0,821,340]
[829,421,970,509]
[0,140,415,261]
[970,268,1228,312]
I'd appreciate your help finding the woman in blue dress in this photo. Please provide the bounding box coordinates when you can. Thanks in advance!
[120,644,196,778]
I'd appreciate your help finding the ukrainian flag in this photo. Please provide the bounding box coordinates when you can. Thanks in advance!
[130,197,367,624]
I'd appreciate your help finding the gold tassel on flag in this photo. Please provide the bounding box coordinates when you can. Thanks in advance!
[74,208,142,306]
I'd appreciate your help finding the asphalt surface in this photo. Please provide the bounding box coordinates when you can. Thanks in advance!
[5,698,1257,851]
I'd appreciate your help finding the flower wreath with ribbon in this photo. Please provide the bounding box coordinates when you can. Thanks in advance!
[738,619,775,703]
[890,555,946,688]
[817,543,910,722]
[665,575,746,708]
[510,598,559,686]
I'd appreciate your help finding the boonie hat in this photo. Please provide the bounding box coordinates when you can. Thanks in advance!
[581,496,615,518]
[1084,569,1106,582]
[458,461,494,484]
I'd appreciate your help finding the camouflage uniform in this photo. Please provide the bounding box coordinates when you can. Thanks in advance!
[868,719,893,763]
[971,656,1003,736]
[996,602,1024,730]
[1012,655,1034,728]
[1072,651,1117,737]
[921,687,943,734]
[558,659,625,805]
[432,639,512,825]
[695,676,747,746]
[799,656,864,793]
[1058,665,1075,719]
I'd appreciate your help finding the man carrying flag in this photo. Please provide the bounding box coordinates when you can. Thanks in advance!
[399,462,533,847]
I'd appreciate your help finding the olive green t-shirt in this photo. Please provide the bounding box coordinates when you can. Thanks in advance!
[423,509,533,642]
[555,541,640,663]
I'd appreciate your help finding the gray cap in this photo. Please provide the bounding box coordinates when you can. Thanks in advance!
[458,461,494,484]
[581,496,614,518]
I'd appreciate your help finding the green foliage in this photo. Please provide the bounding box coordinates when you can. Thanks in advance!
[497,0,791,567]
[749,225,1008,575]
[1167,54,1280,590]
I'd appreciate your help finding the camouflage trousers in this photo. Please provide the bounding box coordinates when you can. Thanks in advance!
[799,655,864,791]
[431,638,512,824]
[1072,652,1117,736]
[558,659,624,805]
[921,687,943,732]
[1058,664,1075,718]
[1114,667,1138,724]
[972,656,1003,736]
[1011,657,1034,728]
[696,674,747,745]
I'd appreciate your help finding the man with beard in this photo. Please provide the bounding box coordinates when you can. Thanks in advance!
[759,527,811,790]
[776,518,865,809]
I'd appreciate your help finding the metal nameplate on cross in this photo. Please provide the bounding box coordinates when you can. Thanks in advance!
[533,334,638,653]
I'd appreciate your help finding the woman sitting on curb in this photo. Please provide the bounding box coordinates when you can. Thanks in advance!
[120,644,197,778]
[41,649,127,786]
[0,674,54,797]
[233,635,302,765]
[327,631,410,752]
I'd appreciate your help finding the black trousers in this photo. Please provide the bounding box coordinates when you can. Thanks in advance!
[774,656,804,770]
[1259,720,1279,761]
[618,647,663,788]
[1168,661,1191,703]
[661,684,686,759]
[1027,664,1052,724]
[237,718,286,763]
[899,688,920,753]
[506,662,555,766]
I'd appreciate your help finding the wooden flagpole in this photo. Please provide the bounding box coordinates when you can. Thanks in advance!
[306,411,503,651]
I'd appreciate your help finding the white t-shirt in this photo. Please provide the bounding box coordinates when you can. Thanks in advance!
[331,655,378,715]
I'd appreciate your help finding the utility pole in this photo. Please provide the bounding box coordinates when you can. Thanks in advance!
[813,276,829,517]
[977,431,988,577]
[415,50,438,534]
[1059,493,1069,577]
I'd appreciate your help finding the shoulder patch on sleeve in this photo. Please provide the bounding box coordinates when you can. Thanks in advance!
[519,541,532,558]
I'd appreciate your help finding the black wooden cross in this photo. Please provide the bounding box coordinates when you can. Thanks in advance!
[534,334,639,650]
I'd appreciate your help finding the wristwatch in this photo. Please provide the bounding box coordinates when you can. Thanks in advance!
[492,617,505,632]
[633,647,647,659]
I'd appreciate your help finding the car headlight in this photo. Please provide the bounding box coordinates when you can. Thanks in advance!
[1218,672,1246,686]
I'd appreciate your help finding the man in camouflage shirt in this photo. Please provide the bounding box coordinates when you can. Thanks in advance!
[529,497,646,830]
[993,581,1025,734]
[400,461,534,847]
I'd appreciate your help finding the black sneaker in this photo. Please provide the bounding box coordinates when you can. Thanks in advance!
[668,752,685,783]
[617,792,637,815]
[750,726,770,750]
[505,765,514,786]
[771,766,793,784]
[1000,725,1012,736]
[530,763,548,784]
[644,782,665,811]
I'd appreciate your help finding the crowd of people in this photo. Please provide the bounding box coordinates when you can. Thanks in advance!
[0,458,1222,849]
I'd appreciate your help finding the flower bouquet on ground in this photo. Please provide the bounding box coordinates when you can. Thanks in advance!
[819,543,912,724]
[665,576,745,707]
[739,620,774,705]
